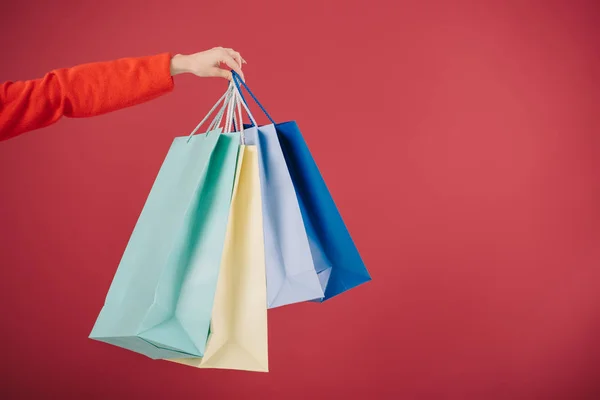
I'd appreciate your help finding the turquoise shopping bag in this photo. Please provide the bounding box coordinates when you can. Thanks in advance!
[90,88,241,359]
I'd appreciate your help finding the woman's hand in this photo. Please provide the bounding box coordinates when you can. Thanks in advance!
[170,47,246,81]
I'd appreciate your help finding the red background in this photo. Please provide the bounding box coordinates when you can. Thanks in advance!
[1,0,599,398]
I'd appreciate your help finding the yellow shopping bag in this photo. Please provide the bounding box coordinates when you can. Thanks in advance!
[170,145,268,372]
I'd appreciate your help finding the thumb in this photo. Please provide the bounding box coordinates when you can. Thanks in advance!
[212,67,232,81]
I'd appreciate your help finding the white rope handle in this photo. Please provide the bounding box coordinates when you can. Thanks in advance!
[231,83,257,128]
[222,82,259,133]
[223,87,256,145]
[226,89,245,143]
[235,89,244,143]
[224,87,236,134]
[227,89,243,138]
[222,86,244,130]
[208,82,235,132]
[186,84,234,142]
[184,80,258,146]
[205,86,242,133]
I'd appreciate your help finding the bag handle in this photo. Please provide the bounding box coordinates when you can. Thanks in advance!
[186,84,235,142]
[186,79,258,144]
[211,83,257,144]
[230,85,258,144]
[208,82,248,133]
[224,87,236,134]
[208,84,234,131]
[231,70,276,125]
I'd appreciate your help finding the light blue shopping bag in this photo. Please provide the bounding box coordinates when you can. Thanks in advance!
[243,125,324,308]
[231,88,324,308]
[232,72,371,303]
[90,88,241,359]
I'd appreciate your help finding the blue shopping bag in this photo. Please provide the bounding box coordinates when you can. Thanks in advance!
[241,125,324,308]
[232,72,371,302]
[90,87,241,358]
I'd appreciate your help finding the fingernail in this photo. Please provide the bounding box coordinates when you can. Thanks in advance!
[242,58,247,64]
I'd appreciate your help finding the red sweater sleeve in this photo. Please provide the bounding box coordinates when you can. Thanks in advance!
[0,53,175,141]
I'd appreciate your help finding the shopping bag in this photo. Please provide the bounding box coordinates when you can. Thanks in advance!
[232,71,371,302]
[223,74,321,309]
[244,125,323,308]
[276,122,371,300]
[89,87,241,359]
[171,144,268,372]
[242,125,324,309]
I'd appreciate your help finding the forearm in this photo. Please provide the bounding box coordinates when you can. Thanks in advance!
[169,54,193,76]
[0,53,175,141]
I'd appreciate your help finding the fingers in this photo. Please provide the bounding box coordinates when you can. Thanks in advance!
[218,48,245,81]
[225,48,244,68]
[212,67,232,81]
